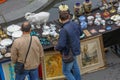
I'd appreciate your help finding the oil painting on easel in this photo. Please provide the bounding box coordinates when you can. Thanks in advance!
[78,35,105,74]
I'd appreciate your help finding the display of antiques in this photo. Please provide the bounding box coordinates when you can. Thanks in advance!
[0,0,119,52]
[0,0,120,80]
[0,24,23,59]
[0,0,119,51]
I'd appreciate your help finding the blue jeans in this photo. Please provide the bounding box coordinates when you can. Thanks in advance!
[15,68,39,80]
[62,57,81,80]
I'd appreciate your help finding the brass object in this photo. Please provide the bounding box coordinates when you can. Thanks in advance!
[0,30,2,35]
[59,4,69,11]
[110,7,116,13]
[110,0,116,13]
[74,2,84,17]
[83,0,92,14]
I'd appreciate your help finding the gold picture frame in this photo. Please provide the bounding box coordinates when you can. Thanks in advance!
[78,35,105,74]
[42,50,65,80]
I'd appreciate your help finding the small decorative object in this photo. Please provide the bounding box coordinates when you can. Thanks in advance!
[117,2,120,14]
[101,20,106,28]
[74,2,84,17]
[79,16,87,29]
[79,16,86,21]
[109,0,116,13]
[4,52,11,57]
[42,25,50,37]
[25,12,50,29]
[106,19,114,25]
[12,30,23,40]
[80,33,85,39]
[1,33,8,39]
[87,16,94,26]
[115,20,120,26]
[7,24,21,36]
[80,21,88,29]
[39,38,50,46]
[0,38,13,47]
[30,31,39,36]
[87,16,94,21]
[0,45,7,55]
[102,10,110,20]
[111,14,120,21]
[94,18,102,26]
[49,30,58,37]
[95,12,101,18]
[59,4,69,12]
[90,29,97,34]
[99,29,105,33]
[106,26,112,30]
[100,0,108,10]
[50,24,56,31]
[83,0,92,14]
[83,30,91,37]
[0,53,3,59]
[0,28,3,35]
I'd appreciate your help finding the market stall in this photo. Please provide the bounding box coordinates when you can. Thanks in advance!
[0,0,120,80]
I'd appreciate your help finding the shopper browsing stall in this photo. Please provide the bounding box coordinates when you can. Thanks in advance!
[11,21,44,80]
[54,11,83,80]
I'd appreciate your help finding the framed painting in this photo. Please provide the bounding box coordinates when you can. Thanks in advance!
[0,61,29,80]
[0,61,15,80]
[42,50,65,80]
[78,35,105,74]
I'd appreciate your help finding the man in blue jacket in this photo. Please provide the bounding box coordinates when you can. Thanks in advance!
[54,11,83,80]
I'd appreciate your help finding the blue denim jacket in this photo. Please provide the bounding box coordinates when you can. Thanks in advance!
[55,21,83,56]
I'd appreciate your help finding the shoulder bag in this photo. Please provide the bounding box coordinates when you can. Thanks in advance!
[14,36,32,74]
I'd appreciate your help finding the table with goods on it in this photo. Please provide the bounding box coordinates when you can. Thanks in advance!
[29,1,120,79]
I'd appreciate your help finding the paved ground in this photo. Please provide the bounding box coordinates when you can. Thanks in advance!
[0,0,50,24]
